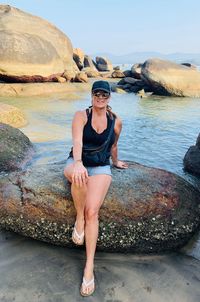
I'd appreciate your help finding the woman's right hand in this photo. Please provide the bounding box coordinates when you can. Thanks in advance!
[72,161,88,187]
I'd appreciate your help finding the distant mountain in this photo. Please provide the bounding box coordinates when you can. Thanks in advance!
[90,52,200,65]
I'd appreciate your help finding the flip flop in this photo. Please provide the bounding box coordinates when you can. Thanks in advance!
[80,276,95,297]
[72,222,84,245]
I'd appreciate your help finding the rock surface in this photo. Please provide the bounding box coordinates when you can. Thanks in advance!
[0,103,27,127]
[141,58,200,97]
[183,133,200,176]
[0,5,77,82]
[0,160,200,253]
[0,123,34,172]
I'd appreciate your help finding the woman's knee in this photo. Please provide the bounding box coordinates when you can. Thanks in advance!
[85,208,99,222]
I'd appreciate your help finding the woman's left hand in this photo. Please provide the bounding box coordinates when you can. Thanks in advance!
[113,160,128,169]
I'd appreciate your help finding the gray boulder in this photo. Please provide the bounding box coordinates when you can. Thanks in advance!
[0,160,200,253]
[183,133,200,176]
[0,5,77,82]
[142,58,200,97]
[0,123,34,172]
[96,57,113,71]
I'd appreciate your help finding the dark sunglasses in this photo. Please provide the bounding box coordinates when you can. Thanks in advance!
[92,92,110,99]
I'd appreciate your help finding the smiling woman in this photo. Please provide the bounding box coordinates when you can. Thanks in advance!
[63,80,128,296]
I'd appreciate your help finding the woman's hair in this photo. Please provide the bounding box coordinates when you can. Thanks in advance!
[106,104,117,118]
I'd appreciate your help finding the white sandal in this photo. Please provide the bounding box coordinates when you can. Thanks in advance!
[80,277,95,297]
[72,222,84,245]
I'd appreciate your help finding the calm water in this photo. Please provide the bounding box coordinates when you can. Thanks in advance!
[0,91,200,258]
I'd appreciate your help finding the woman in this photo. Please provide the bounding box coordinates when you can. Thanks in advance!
[64,80,128,296]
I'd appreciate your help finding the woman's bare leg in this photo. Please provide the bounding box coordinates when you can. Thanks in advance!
[82,174,112,294]
[64,164,87,236]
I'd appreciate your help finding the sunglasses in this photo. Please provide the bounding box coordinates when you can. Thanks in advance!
[92,92,110,99]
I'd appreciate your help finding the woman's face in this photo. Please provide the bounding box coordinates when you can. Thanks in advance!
[91,90,110,108]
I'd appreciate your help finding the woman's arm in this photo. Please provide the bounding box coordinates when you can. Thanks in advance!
[111,117,128,169]
[71,111,88,186]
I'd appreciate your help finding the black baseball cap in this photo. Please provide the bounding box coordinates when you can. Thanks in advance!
[92,80,111,94]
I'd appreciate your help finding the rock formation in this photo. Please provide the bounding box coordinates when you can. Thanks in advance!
[183,133,200,176]
[0,5,78,83]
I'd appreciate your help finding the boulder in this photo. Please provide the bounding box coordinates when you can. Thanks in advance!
[55,76,66,83]
[62,70,76,82]
[131,63,143,79]
[82,67,100,78]
[111,70,125,78]
[141,58,200,97]
[123,70,133,77]
[183,133,200,176]
[73,48,85,70]
[0,103,27,127]
[83,55,97,70]
[181,63,197,70]
[0,5,76,82]
[0,123,34,172]
[0,160,200,253]
[74,72,88,83]
[96,57,113,71]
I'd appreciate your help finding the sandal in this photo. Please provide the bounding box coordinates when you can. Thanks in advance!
[80,276,95,297]
[72,222,84,245]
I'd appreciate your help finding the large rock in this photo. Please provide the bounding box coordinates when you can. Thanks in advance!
[183,133,200,176]
[96,56,113,72]
[83,55,97,71]
[73,48,85,70]
[141,58,200,97]
[0,103,27,127]
[0,160,200,253]
[0,123,34,172]
[0,5,77,82]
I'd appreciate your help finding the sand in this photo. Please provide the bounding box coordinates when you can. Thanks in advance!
[0,229,200,302]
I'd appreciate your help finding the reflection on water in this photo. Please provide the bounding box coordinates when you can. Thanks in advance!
[0,91,200,258]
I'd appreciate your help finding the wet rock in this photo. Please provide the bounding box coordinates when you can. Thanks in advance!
[0,5,76,82]
[0,103,27,128]
[0,123,34,172]
[0,160,199,253]
[142,58,200,97]
[183,133,200,176]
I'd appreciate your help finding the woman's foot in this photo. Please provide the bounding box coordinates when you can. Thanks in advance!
[80,265,95,296]
[80,276,95,296]
[72,219,85,245]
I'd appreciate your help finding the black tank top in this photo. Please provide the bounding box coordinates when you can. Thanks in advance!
[69,108,116,164]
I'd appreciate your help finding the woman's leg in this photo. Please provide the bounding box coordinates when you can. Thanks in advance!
[82,174,112,294]
[64,164,87,239]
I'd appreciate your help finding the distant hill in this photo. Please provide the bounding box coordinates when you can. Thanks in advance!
[90,52,200,65]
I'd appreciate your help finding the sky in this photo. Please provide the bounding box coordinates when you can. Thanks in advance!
[2,0,200,55]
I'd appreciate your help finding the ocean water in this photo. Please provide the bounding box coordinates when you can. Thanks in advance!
[0,90,200,259]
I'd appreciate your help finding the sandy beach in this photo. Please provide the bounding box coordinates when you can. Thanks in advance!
[0,229,200,302]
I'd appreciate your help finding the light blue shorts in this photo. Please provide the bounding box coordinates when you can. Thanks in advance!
[66,157,112,177]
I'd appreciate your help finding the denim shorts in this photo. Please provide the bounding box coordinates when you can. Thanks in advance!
[65,157,112,177]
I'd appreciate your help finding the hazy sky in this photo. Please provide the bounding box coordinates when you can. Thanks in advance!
[3,0,200,55]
